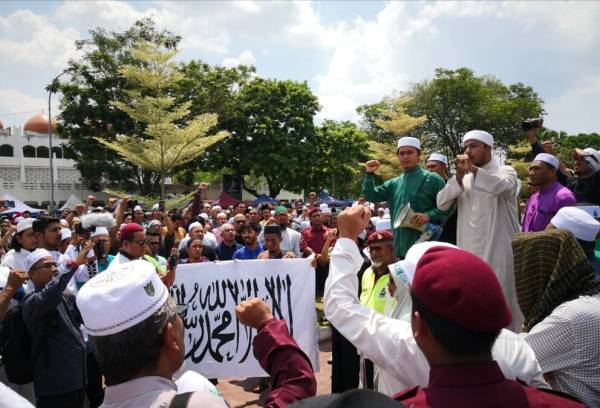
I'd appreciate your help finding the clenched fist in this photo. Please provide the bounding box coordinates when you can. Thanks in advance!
[236,298,274,330]
[337,205,371,241]
[363,160,381,173]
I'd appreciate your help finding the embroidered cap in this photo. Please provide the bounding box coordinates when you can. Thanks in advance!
[76,260,169,336]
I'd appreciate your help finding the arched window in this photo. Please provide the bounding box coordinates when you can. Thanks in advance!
[52,147,63,159]
[23,145,36,158]
[0,144,13,157]
[36,146,49,158]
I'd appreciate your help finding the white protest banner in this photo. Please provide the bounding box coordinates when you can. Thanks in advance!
[170,258,318,379]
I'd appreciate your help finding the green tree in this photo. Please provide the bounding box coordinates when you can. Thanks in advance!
[97,42,228,199]
[374,96,427,138]
[356,100,395,142]
[203,78,321,198]
[54,18,181,194]
[171,60,254,185]
[305,120,369,198]
[405,68,545,157]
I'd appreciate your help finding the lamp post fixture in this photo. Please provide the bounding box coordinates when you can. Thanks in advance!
[47,69,69,214]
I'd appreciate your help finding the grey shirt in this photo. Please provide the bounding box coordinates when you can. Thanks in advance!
[100,376,227,408]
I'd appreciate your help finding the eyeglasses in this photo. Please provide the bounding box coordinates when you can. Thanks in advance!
[134,239,148,246]
[32,262,58,270]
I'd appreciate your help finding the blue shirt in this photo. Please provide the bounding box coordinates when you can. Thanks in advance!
[233,244,264,260]
[216,242,243,261]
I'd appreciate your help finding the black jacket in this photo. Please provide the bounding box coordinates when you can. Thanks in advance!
[22,265,86,396]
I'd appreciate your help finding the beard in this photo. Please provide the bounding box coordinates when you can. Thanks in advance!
[371,260,383,268]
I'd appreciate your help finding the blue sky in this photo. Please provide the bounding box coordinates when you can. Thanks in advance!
[1,1,599,135]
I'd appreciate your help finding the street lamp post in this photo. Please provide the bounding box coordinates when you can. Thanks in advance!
[47,70,69,214]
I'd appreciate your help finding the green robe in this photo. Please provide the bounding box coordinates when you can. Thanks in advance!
[362,167,448,258]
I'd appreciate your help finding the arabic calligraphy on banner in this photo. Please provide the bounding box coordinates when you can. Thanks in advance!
[170,258,319,378]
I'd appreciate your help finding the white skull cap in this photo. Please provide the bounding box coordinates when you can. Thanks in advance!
[77,260,169,336]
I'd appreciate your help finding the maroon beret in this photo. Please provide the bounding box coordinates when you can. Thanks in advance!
[308,207,321,216]
[120,222,144,241]
[366,230,394,246]
[412,246,511,332]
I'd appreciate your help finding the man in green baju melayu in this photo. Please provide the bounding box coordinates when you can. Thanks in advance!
[362,137,448,259]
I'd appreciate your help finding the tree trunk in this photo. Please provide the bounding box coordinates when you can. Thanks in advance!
[266,177,282,198]
[241,177,260,198]
[160,168,165,200]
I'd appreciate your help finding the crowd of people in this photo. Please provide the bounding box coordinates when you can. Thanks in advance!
[0,126,599,407]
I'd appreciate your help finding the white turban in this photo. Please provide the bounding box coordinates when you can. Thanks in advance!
[462,130,494,147]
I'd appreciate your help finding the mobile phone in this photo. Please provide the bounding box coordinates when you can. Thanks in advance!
[159,200,165,212]
[169,255,178,269]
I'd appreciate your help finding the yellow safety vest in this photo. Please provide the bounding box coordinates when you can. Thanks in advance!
[360,267,390,314]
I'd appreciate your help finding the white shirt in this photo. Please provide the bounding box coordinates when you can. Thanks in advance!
[324,238,547,395]
[258,227,301,257]
[203,232,218,250]
[437,158,524,331]
[100,375,226,408]
[523,295,600,407]
[0,248,30,270]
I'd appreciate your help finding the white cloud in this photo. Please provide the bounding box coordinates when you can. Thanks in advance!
[545,74,600,134]
[222,50,256,68]
[0,89,56,129]
[0,9,81,68]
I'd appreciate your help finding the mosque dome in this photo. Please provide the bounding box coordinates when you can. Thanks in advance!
[24,112,56,134]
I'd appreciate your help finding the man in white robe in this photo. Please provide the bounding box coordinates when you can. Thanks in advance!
[436,130,524,330]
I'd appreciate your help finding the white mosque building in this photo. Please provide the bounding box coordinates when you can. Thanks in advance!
[0,113,93,207]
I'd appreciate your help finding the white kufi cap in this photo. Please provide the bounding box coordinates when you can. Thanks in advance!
[16,218,35,234]
[76,260,169,336]
[533,153,559,169]
[188,221,203,232]
[61,228,72,241]
[550,206,600,242]
[25,249,53,273]
[427,153,448,166]
[397,137,420,150]
[462,130,494,147]
[91,227,109,238]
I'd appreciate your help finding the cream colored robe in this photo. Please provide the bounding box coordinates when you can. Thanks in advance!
[437,158,524,331]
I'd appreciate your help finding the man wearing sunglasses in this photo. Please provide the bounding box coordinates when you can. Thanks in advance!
[109,223,147,269]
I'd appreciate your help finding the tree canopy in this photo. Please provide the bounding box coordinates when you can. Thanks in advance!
[97,42,228,199]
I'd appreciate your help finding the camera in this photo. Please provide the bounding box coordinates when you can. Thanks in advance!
[522,118,544,132]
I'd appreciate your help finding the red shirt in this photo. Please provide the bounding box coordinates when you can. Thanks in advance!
[393,361,583,407]
[300,225,335,254]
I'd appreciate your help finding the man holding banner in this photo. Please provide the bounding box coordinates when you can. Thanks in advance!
[362,137,448,258]
[76,260,317,407]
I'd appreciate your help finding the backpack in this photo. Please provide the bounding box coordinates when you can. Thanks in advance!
[0,297,36,385]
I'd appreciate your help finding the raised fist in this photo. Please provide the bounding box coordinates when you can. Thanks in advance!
[364,160,381,173]
[236,298,273,330]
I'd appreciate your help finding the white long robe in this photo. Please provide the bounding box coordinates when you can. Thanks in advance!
[437,158,524,330]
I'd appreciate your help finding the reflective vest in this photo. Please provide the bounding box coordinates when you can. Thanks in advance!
[360,267,389,314]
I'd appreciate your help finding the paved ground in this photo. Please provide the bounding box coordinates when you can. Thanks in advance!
[217,339,332,407]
